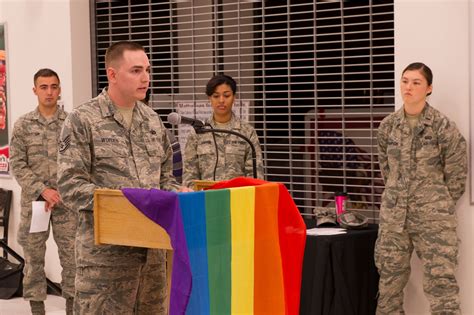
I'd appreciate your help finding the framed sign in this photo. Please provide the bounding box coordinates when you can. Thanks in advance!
[0,23,9,175]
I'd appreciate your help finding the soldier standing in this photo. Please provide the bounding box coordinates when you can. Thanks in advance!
[376,62,467,314]
[57,41,190,314]
[10,68,75,315]
[183,74,264,188]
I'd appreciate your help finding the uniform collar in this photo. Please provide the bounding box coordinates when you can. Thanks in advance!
[97,88,119,118]
[31,105,66,122]
[207,112,241,130]
[418,103,434,127]
[97,88,149,123]
[393,102,434,128]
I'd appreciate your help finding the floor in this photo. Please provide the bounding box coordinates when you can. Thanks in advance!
[0,295,66,314]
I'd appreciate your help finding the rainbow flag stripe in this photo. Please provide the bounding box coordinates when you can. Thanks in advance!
[179,178,306,315]
[123,178,306,315]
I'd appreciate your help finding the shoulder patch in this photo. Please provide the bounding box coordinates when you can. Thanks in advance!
[59,135,71,154]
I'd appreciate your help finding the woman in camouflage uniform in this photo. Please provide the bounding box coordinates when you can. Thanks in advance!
[183,74,264,187]
[375,62,467,314]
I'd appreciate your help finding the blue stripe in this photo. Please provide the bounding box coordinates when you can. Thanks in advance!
[178,192,210,315]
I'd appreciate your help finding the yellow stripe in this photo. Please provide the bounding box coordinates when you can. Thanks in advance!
[230,186,255,314]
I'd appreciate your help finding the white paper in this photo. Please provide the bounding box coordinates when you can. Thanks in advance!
[307,227,347,236]
[29,201,51,233]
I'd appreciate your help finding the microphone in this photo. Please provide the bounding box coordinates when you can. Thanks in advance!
[167,112,205,128]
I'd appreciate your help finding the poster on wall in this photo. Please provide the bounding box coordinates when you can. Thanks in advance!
[0,24,9,175]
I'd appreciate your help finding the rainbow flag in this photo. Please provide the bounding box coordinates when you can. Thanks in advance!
[123,177,306,315]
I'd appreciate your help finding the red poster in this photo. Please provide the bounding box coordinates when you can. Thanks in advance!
[0,24,9,175]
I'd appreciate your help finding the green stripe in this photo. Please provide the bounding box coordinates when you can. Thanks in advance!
[205,189,231,315]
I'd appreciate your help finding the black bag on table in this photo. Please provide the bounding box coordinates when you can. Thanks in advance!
[0,256,23,299]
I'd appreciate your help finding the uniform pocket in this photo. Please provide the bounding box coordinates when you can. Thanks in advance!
[145,139,164,158]
[225,144,246,157]
[379,189,399,226]
[26,137,45,161]
[224,143,247,175]
[94,143,128,158]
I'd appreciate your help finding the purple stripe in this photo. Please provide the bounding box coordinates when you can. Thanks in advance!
[122,188,192,315]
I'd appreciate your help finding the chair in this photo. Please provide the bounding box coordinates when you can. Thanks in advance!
[0,188,12,259]
[0,188,62,296]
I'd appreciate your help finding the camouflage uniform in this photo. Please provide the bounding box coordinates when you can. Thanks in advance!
[183,113,264,187]
[9,107,76,301]
[375,104,467,314]
[57,89,179,314]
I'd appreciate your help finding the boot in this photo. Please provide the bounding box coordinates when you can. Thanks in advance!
[29,300,45,315]
[66,297,74,315]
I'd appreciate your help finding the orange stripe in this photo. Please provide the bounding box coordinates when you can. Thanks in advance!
[254,183,286,314]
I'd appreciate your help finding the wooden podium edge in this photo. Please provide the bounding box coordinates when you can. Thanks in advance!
[93,188,174,314]
[193,180,217,191]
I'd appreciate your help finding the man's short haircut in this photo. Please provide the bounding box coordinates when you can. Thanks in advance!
[105,41,146,68]
[33,68,60,86]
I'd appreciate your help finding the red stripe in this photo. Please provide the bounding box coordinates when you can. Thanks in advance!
[278,183,307,315]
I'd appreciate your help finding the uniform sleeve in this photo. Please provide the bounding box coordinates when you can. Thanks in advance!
[439,120,467,203]
[159,126,180,191]
[10,119,47,199]
[182,131,201,188]
[377,120,390,184]
[245,128,264,179]
[57,111,96,212]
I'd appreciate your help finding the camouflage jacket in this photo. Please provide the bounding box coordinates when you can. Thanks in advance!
[57,89,179,266]
[183,113,264,188]
[10,106,67,206]
[377,104,467,232]
[58,88,179,212]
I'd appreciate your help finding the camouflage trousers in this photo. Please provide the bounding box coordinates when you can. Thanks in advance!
[135,249,167,314]
[17,203,76,301]
[374,211,460,314]
[75,266,141,315]
[74,251,167,315]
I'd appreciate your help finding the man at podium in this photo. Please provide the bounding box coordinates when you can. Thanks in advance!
[57,41,188,314]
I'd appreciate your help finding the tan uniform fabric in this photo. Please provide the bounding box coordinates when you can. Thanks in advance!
[375,104,467,314]
[57,89,178,314]
[10,106,76,301]
[183,113,264,187]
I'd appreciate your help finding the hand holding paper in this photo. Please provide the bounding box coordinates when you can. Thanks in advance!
[29,201,51,233]
[41,188,61,210]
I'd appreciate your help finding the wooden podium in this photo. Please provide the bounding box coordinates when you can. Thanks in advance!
[192,180,217,191]
[93,188,173,310]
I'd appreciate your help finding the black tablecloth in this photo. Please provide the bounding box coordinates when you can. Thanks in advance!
[300,220,379,315]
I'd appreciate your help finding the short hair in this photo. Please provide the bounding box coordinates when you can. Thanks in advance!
[33,68,60,86]
[205,74,237,96]
[105,41,145,68]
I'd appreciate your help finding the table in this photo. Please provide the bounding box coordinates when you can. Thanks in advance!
[300,220,379,315]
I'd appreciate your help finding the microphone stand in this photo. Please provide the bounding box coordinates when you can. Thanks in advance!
[194,126,257,179]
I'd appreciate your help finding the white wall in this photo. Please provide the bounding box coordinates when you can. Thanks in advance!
[395,0,473,314]
[0,0,91,282]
